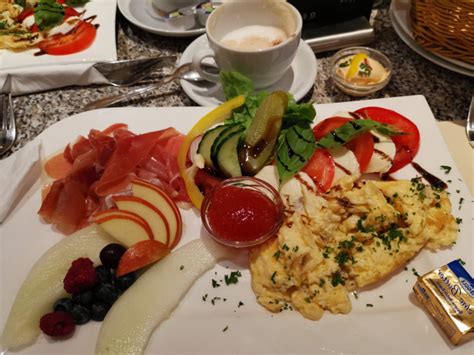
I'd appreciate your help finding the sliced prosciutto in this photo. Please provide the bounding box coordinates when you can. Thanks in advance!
[39,124,189,234]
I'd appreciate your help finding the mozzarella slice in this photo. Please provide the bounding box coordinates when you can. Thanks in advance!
[47,16,81,37]
[365,131,396,174]
[22,14,35,28]
[255,165,279,191]
[329,146,360,186]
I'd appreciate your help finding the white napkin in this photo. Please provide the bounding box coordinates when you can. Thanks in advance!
[0,142,42,223]
[0,63,110,96]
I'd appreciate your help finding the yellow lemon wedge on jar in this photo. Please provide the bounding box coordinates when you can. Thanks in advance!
[346,53,368,79]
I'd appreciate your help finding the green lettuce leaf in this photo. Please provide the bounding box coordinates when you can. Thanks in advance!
[220,71,255,100]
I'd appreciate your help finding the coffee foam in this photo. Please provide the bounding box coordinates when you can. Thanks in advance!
[220,25,288,51]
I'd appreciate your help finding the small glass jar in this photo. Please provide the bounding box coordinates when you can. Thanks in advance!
[201,177,284,248]
[331,47,392,97]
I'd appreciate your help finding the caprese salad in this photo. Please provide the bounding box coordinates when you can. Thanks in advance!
[0,0,97,55]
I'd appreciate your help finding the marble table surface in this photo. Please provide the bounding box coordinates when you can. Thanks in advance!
[6,0,474,155]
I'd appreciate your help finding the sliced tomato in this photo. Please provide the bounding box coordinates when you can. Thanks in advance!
[302,148,335,193]
[18,9,33,23]
[312,116,374,173]
[355,107,420,173]
[38,20,96,55]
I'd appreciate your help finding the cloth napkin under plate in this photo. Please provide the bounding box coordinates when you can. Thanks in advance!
[0,63,111,96]
[0,142,42,223]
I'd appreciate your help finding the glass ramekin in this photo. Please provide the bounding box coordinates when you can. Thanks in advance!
[330,46,392,97]
[201,177,284,248]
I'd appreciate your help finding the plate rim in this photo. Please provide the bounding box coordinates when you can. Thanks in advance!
[117,0,206,37]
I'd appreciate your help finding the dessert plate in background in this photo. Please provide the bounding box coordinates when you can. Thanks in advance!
[390,0,474,77]
[118,0,205,37]
[179,35,317,106]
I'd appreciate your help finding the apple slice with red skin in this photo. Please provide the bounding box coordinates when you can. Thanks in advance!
[116,239,169,277]
[113,196,170,246]
[130,179,182,249]
[95,211,153,248]
[94,208,144,222]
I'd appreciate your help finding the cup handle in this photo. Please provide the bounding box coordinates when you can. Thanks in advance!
[192,48,220,84]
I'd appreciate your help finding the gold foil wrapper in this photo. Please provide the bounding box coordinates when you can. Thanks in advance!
[413,260,473,345]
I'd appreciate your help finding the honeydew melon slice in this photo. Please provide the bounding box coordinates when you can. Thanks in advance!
[1,226,114,351]
[96,238,230,355]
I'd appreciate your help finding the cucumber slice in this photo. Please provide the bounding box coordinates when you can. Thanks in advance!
[216,127,245,178]
[211,124,244,170]
[197,125,229,170]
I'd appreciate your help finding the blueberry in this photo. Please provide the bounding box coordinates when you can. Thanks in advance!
[95,265,112,284]
[53,298,74,313]
[70,304,91,325]
[100,244,126,269]
[90,302,110,321]
[115,273,136,291]
[94,283,119,305]
[72,290,94,306]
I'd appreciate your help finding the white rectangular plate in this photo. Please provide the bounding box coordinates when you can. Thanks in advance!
[0,0,117,71]
[1,95,472,354]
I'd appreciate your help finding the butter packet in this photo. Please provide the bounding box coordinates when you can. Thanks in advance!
[413,260,473,345]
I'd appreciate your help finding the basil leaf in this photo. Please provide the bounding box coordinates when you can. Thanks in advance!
[66,0,90,5]
[277,122,316,183]
[34,0,65,31]
[0,21,6,30]
[316,119,401,149]
[14,0,26,8]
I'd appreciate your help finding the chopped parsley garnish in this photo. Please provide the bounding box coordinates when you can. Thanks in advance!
[366,303,374,307]
[458,258,466,265]
[273,250,281,260]
[222,326,228,332]
[212,279,220,288]
[331,271,345,287]
[282,244,290,251]
[319,279,326,287]
[238,301,244,308]
[379,295,384,299]
[358,59,373,77]
[459,197,464,210]
[456,217,462,225]
[202,294,208,301]
[335,251,351,265]
[211,297,221,305]
[270,271,277,284]
[179,265,184,270]
[440,165,452,174]
[339,236,356,250]
[224,271,242,285]
[323,247,333,259]
[292,245,299,252]
[376,223,406,251]
[412,268,420,277]
[339,59,351,68]
[356,216,375,233]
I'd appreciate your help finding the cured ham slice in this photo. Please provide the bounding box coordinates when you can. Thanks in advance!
[39,124,189,234]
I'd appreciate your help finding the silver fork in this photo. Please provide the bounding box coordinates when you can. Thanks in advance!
[467,96,474,148]
[0,75,16,157]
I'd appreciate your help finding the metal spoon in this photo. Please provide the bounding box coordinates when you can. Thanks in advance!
[84,63,217,111]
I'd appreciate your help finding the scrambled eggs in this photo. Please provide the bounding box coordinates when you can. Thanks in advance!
[250,174,458,320]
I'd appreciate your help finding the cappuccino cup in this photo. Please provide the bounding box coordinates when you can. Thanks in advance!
[192,0,303,89]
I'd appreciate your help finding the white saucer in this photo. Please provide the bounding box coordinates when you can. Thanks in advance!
[390,0,473,77]
[179,35,317,106]
[118,0,205,37]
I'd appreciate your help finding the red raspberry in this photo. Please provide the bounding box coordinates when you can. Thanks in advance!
[40,312,75,337]
[63,258,97,294]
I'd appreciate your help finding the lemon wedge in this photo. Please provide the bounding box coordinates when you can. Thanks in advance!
[346,53,368,79]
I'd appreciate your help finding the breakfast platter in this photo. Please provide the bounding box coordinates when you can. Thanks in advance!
[1,95,472,354]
